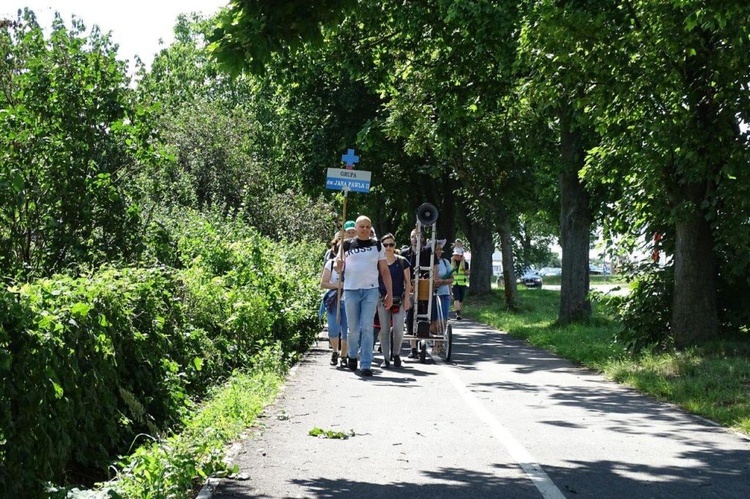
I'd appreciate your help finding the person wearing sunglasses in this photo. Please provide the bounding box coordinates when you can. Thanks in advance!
[376,233,412,368]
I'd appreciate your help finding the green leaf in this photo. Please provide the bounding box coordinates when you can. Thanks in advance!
[52,380,64,399]
[71,302,93,318]
[193,357,204,371]
[308,426,353,439]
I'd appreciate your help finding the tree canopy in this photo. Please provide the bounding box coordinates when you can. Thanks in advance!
[4,1,750,344]
[208,0,750,343]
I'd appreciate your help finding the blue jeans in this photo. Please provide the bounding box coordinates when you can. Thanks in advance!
[326,301,348,340]
[344,288,379,369]
[430,294,451,321]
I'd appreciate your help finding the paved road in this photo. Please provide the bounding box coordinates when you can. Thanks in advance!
[205,320,750,498]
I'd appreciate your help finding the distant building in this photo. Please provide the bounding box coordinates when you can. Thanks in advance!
[492,251,502,277]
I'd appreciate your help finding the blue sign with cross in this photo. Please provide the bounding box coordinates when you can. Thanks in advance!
[326,148,370,193]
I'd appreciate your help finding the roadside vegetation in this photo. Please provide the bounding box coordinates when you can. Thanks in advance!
[0,12,329,497]
[49,361,286,498]
[1,210,324,498]
[3,3,750,497]
[468,288,750,436]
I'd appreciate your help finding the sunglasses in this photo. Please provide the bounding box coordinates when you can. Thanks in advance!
[383,242,396,247]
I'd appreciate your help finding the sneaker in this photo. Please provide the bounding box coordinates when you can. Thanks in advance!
[456,314,462,321]
[340,356,348,368]
[361,368,373,377]
[393,355,402,368]
[407,348,418,359]
[330,351,339,366]
[348,358,358,371]
[382,359,390,369]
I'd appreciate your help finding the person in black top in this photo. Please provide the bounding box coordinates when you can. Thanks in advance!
[376,233,412,368]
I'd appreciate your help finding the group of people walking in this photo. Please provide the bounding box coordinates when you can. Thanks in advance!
[320,215,470,377]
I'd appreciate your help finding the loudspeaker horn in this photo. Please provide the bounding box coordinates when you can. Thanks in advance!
[416,203,439,225]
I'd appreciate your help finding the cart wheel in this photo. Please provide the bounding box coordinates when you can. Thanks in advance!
[445,323,453,361]
[419,340,427,363]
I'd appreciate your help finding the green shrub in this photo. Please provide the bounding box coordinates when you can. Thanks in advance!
[603,263,674,353]
[0,267,196,495]
[172,212,323,362]
[102,345,287,499]
[1,212,324,495]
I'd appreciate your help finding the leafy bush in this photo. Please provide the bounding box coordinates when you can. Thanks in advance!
[242,189,339,243]
[716,274,750,335]
[45,346,286,499]
[0,210,324,495]
[603,263,674,353]
[0,267,194,495]
[172,211,323,364]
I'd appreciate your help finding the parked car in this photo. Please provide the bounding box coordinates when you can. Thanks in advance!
[589,264,610,275]
[520,271,543,288]
[538,267,562,276]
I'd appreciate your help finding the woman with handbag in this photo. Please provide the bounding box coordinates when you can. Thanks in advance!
[320,231,348,367]
[376,233,412,368]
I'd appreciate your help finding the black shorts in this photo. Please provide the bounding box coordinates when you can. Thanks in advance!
[453,284,467,302]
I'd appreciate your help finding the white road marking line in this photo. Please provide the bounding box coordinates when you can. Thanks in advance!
[441,363,566,499]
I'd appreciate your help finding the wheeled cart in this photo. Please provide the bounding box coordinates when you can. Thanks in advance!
[401,294,453,363]
[401,203,454,363]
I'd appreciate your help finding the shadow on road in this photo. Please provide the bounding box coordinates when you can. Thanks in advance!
[215,464,539,498]
[208,319,750,499]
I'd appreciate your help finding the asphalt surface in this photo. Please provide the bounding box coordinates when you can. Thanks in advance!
[203,319,750,499]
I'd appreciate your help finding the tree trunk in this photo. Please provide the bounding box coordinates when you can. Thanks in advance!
[668,39,722,348]
[466,222,494,296]
[558,105,592,324]
[672,191,718,347]
[498,216,519,309]
[438,172,458,245]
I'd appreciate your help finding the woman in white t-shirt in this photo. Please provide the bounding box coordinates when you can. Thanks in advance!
[321,233,347,367]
